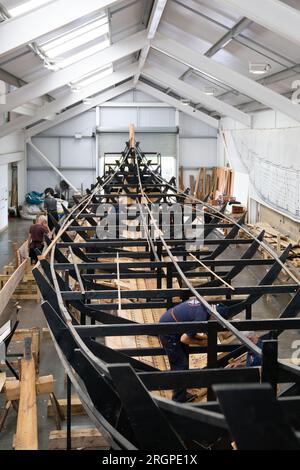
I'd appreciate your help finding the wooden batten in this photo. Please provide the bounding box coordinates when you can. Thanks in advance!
[14,355,38,450]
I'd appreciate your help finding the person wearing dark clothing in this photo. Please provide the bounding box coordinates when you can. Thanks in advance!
[28,215,49,264]
[159,298,210,403]
[44,194,58,231]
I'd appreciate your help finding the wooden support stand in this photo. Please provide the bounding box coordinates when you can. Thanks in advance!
[49,428,109,450]
[47,395,86,417]
[4,375,54,401]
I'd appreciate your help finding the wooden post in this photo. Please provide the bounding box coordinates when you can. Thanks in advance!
[14,338,38,450]
[277,233,281,253]
[189,175,195,195]
[129,124,136,149]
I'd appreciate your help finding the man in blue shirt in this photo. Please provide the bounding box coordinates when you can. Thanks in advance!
[159,298,210,403]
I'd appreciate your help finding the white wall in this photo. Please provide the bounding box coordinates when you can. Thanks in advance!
[98,91,177,180]
[0,132,25,210]
[179,113,218,188]
[27,110,96,193]
[219,111,300,222]
[28,89,219,193]
[0,164,8,232]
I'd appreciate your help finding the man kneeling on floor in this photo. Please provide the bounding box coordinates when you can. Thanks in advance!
[159,297,228,403]
[159,297,218,403]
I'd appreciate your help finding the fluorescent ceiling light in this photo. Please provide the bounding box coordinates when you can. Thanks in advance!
[221,38,232,48]
[249,63,272,75]
[180,98,190,106]
[204,87,215,96]
[70,64,113,91]
[8,0,53,17]
[42,17,108,59]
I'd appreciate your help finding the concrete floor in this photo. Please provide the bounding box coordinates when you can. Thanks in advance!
[0,218,31,267]
[0,219,299,449]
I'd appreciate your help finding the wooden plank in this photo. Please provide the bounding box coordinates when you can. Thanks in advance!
[189,175,195,195]
[4,375,54,401]
[14,355,38,450]
[129,123,135,148]
[0,259,27,325]
[200,168,206,199]
[42,328,52,340]
[194,169,202,198]
[49,428,109,450]
[179,166,184,191]
[47,396,86,417]
[0,373,6,393]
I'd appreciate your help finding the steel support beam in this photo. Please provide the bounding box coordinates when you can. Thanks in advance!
[152,33,300,123]
[180,16,252,81]
[219,0,300,48]
[137,82,219,128]
[1,30,147,113]
[133,0,168,85]
[143,65,251,126]
[0,64,138,138]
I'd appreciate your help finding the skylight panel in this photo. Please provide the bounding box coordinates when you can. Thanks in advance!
[42,16,109,58]
[39,14,110,70]
[56,40,110,69]
[8,0,53,17]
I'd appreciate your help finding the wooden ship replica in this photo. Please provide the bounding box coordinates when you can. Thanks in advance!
[30,126,300,450]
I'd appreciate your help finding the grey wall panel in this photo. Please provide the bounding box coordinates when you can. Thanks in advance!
[60,138,95,168]
[139,108,175,127]
[134,90,160,102]
[180,138,217,167]
[41,110,96,136]
[109,89,161,103]
[100,108,138,128]
[62,170,94,190]
[110,90,135,102]
[179,113,218,137]
[28,138,60,167]
[99,133,176,156]
[100,106,175,128]
[28,170,60,193]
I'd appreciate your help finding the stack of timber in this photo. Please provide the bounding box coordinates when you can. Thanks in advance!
[245,222,300,268]
[180,166,235,201]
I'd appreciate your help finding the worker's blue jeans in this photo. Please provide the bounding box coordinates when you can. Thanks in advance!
[159,335,189,402]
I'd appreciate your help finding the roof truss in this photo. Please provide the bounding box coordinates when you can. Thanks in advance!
[151,33,300,123]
